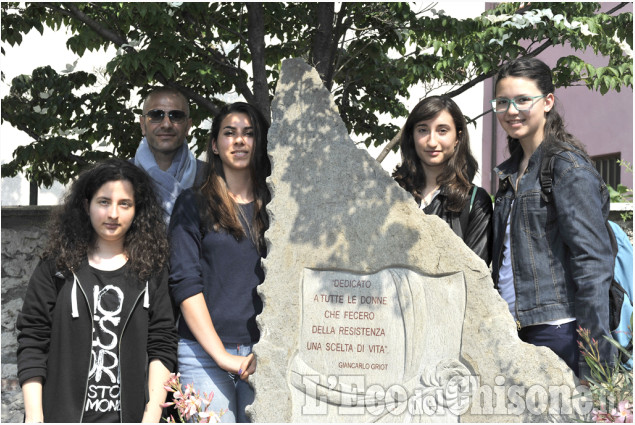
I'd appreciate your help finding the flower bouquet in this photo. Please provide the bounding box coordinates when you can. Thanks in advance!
[162,373,227,423]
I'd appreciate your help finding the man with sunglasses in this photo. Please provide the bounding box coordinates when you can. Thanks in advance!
[133,87,206,224]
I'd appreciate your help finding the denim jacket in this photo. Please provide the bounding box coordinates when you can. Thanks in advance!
[492,142,616,378]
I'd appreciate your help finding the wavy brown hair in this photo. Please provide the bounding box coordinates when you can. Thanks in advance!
[494,57,589,161]
[199,102,270,255]
[44,158,168,280]
[392,96,478,212]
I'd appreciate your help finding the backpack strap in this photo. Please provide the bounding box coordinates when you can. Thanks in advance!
[540,148,616,258]
[469,185,478,213]
[540,146,588,204]
[539,153,557,203]
[459,185,476,238]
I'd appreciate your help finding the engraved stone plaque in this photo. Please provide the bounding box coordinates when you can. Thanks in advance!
[289,268,471,422]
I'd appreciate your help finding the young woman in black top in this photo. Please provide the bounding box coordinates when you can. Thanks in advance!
[169,102,270,422]
[17,159,177,422]
[393,96,493,264]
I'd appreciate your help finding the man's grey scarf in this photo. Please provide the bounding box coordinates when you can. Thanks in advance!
[134,137,197,225]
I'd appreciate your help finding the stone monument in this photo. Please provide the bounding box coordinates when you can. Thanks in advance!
[249,58,589,422]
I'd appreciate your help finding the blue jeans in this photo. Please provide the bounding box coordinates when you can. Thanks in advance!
[178,338,254,423]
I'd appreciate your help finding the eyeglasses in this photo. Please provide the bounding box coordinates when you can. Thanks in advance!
[143,109,188,124]
[490,95,546,114]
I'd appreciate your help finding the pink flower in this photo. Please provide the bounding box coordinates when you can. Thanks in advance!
[593,408,616,423]
[164,373,181,389]
[616,401,633,423]
[204,409,225,423]
[201,391,214,407]
[182,383,194,398]
[182,396,202,420]
[198,412,212,423]
[592,408,604,422]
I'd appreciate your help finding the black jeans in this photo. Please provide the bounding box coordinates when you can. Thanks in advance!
[519,321,580,378]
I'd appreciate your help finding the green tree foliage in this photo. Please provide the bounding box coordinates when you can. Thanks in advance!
[1,2,632,186]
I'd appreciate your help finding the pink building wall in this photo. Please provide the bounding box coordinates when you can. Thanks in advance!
[481,2,633,194]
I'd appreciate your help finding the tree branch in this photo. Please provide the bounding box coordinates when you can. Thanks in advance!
[606,2,629,15]
[443,37,554,99]
[42,3,129,46]
[466,109,493,126]
[376,127,402,164]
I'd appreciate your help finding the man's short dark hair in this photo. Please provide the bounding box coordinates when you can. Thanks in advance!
[142,87,190,115]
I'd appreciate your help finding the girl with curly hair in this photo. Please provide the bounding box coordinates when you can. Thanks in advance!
[393,96,493,264]
[169,102,270,422]
[17,158,178,422]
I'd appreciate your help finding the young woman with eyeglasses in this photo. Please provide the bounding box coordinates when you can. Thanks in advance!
[491,57,616,382]
[393,96,493,265]
[168,102,270,422]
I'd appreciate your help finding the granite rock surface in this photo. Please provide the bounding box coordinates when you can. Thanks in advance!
[248,58,586,423]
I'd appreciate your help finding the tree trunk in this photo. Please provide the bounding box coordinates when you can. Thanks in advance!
[325,3,348,90]
[311,3,335,88]
[246,3,271,124]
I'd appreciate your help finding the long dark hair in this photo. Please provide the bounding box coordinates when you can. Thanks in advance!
[494,57,589,160]
[393,96,478,212]
[45,158,168,280]
[199,102,270,255]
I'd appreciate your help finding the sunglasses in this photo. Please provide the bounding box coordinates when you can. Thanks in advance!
[143,109,188,124]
